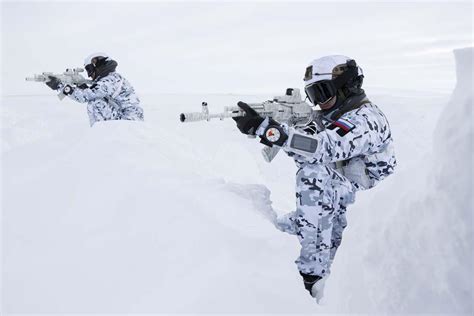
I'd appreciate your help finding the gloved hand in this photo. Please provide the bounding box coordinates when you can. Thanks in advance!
[300,272,322,297]
[232,101,264,135]
[45,76,61,90]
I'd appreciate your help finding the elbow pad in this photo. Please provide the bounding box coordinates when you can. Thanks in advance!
[284,129,318,158]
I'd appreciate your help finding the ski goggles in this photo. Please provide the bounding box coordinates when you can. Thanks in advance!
[304,80,337,104]
[304,60,359,104]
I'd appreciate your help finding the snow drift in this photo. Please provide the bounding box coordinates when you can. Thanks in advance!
[2,95,313,313]
[324,47,472,313]
[383,47,473,313]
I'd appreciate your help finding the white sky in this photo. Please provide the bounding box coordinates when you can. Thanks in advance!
[1,1,473,95]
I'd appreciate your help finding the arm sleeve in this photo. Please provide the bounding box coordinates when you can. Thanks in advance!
[283,109,382,164]
[62,78,116,104]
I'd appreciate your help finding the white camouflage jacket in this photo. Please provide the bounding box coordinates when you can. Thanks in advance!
[60,72,144,125]
[68,72,140,108]
[283,102,397,189]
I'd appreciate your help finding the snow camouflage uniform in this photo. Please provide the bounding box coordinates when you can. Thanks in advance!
[61,68,144,126]
[278,98,396,277]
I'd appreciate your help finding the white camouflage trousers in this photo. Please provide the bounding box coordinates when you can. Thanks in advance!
[87,99,144,126]
[278,163,356,277]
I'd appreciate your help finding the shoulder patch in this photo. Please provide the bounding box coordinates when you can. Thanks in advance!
[327,118,356,136]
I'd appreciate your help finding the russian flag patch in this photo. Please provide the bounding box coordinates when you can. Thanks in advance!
[327,118,356,136]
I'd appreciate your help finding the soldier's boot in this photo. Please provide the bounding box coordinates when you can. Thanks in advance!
[300,272,329,304]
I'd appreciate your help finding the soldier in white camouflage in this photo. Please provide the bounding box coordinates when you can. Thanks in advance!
[233,55,396,302]
[46,52,144,126]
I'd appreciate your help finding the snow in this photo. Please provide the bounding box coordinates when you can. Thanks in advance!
[320,48,472,313]
[2,48,471,313]
[1,93,303,313]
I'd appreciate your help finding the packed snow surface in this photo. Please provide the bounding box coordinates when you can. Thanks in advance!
[2,49,472,313]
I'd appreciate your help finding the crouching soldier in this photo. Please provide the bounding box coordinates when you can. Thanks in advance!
[233,55,396,302]
[46,52,144,126]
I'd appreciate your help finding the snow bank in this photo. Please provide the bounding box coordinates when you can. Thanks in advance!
[2,105,312,313]
[429,47,473,312]
[326,48,472,314]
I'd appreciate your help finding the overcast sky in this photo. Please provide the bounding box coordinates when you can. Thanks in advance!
[1,1,472,96]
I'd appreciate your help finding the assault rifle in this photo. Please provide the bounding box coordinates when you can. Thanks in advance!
[26,68,92,100]
[180,88,316,162]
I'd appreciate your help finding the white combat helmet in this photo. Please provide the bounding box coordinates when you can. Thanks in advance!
[84,52,110,67]
[83,52,111,78]
[304,55,363,86]
[303,55,364,105]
